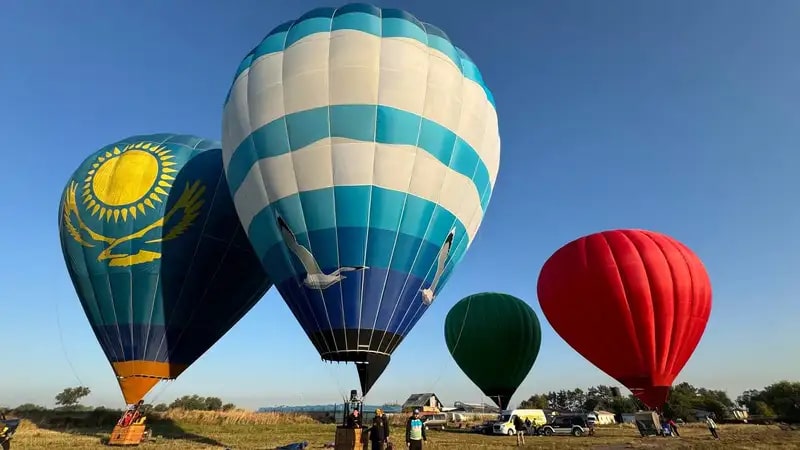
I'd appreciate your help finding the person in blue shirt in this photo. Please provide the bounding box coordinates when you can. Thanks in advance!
[405,409,427,449]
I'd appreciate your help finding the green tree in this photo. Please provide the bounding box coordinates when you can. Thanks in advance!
[546,388,586,410]
[221,403,236,412]
[609,396,640,415]
[14,403,46,412]
[55,386,91,409]
[519,394,548,409]
[661,382,735,421]
[204,397,223,411]
[663,382,699,421]
[753,381,800,420]
[168,395,230,411]
[153,403,169,412]
[750,401,777,417]
[583,385,617,411]
[170,395,208,411]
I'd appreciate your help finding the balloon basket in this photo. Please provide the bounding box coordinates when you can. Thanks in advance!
[108,423,147,446]
[634,411,662,437]
[334,426,368,450]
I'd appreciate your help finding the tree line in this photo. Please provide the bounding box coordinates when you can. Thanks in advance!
[7,380,798,423]
[518,380,800,422]
[5,388,236,413]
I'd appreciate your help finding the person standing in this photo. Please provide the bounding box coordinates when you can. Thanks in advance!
[586,413,596,436]
[346,408,362,429]
[405,409,427,450]
[369,408,390,450]
[706,415,719,440]
[513,415,526,446]
[667,418,680,437]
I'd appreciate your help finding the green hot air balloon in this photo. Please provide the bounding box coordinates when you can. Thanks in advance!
[444,292,542,410]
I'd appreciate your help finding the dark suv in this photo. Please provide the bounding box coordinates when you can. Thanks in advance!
[539,415,588,437]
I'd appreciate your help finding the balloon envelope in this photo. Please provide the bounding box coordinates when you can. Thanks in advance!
[222,4,500,394]
[537,229,712,409]
[444,293,542,410]
[58,133,271,404]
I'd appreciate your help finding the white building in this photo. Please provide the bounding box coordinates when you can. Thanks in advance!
[593,410,617,425]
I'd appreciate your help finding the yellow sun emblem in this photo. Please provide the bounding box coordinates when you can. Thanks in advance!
[81,142,176,222]
[62,141,207,267]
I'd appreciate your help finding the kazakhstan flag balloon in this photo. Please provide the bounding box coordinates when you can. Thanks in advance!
[222,4,500,395]
[58,133,272,405]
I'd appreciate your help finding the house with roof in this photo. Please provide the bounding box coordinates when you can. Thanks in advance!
[730,407,749,421]
[593,410,617,425]
[402,393,444,413]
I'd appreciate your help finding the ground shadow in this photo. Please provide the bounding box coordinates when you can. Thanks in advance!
[437,427,482,434]
[9,409,226,447]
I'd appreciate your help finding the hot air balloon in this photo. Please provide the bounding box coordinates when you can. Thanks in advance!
[58,133,272,405]
[537,229,712,409]
[221,4,500,395]
[444,293,542,410]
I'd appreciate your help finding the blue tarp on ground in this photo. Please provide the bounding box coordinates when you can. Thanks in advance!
[275,441,308,450]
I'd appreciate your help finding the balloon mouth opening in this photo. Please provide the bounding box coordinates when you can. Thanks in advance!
[629,385,671,410]
[309,328,405,360]
[321,351,391,397]
[310,329,403,396]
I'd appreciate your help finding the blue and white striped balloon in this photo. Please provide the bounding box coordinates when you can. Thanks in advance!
[222,3,500,394]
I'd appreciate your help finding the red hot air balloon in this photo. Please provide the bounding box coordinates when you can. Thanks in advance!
[537,229,712,409]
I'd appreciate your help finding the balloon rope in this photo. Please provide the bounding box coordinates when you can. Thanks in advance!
[425,298,472,393]
[144,379,172,406]
[324,362,348,404]
[55,298,85,387]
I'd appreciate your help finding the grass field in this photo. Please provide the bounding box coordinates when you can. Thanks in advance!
[7,410,800,449]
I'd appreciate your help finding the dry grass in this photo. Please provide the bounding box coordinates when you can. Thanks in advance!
[157,409,318,426]
[7,411,800,449]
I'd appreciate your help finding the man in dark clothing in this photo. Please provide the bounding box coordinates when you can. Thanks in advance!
[405,409,427,450]
[513,415,526,446]
[369,408,390,450]
[345,408,362,428]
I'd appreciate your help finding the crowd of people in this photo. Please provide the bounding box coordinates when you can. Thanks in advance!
[345,407,427,450]
[342,406,721,448]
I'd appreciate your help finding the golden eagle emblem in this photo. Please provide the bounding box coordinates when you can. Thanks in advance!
[61,142,206,267]
[62,180,206,267]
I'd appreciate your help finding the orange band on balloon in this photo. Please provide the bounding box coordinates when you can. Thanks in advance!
[112,361,188,404]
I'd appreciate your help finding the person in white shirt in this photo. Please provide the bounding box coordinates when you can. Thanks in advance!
[705,415,720,439]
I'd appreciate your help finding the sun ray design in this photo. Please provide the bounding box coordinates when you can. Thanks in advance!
[80,142,176,222]
[61,141,207,267]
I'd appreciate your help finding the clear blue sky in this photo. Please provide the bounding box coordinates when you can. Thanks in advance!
[1,0,798,410]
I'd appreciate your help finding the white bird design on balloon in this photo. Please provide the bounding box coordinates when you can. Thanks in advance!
[420,228,456,306]
[277,215,368,290]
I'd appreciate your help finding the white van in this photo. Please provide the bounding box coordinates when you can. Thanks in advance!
[421,413,448,430]
[492,409,547,435]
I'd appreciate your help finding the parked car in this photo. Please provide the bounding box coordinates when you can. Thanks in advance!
[421,413,447,430]
[538,414,588,437]
[472,420,495,435]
